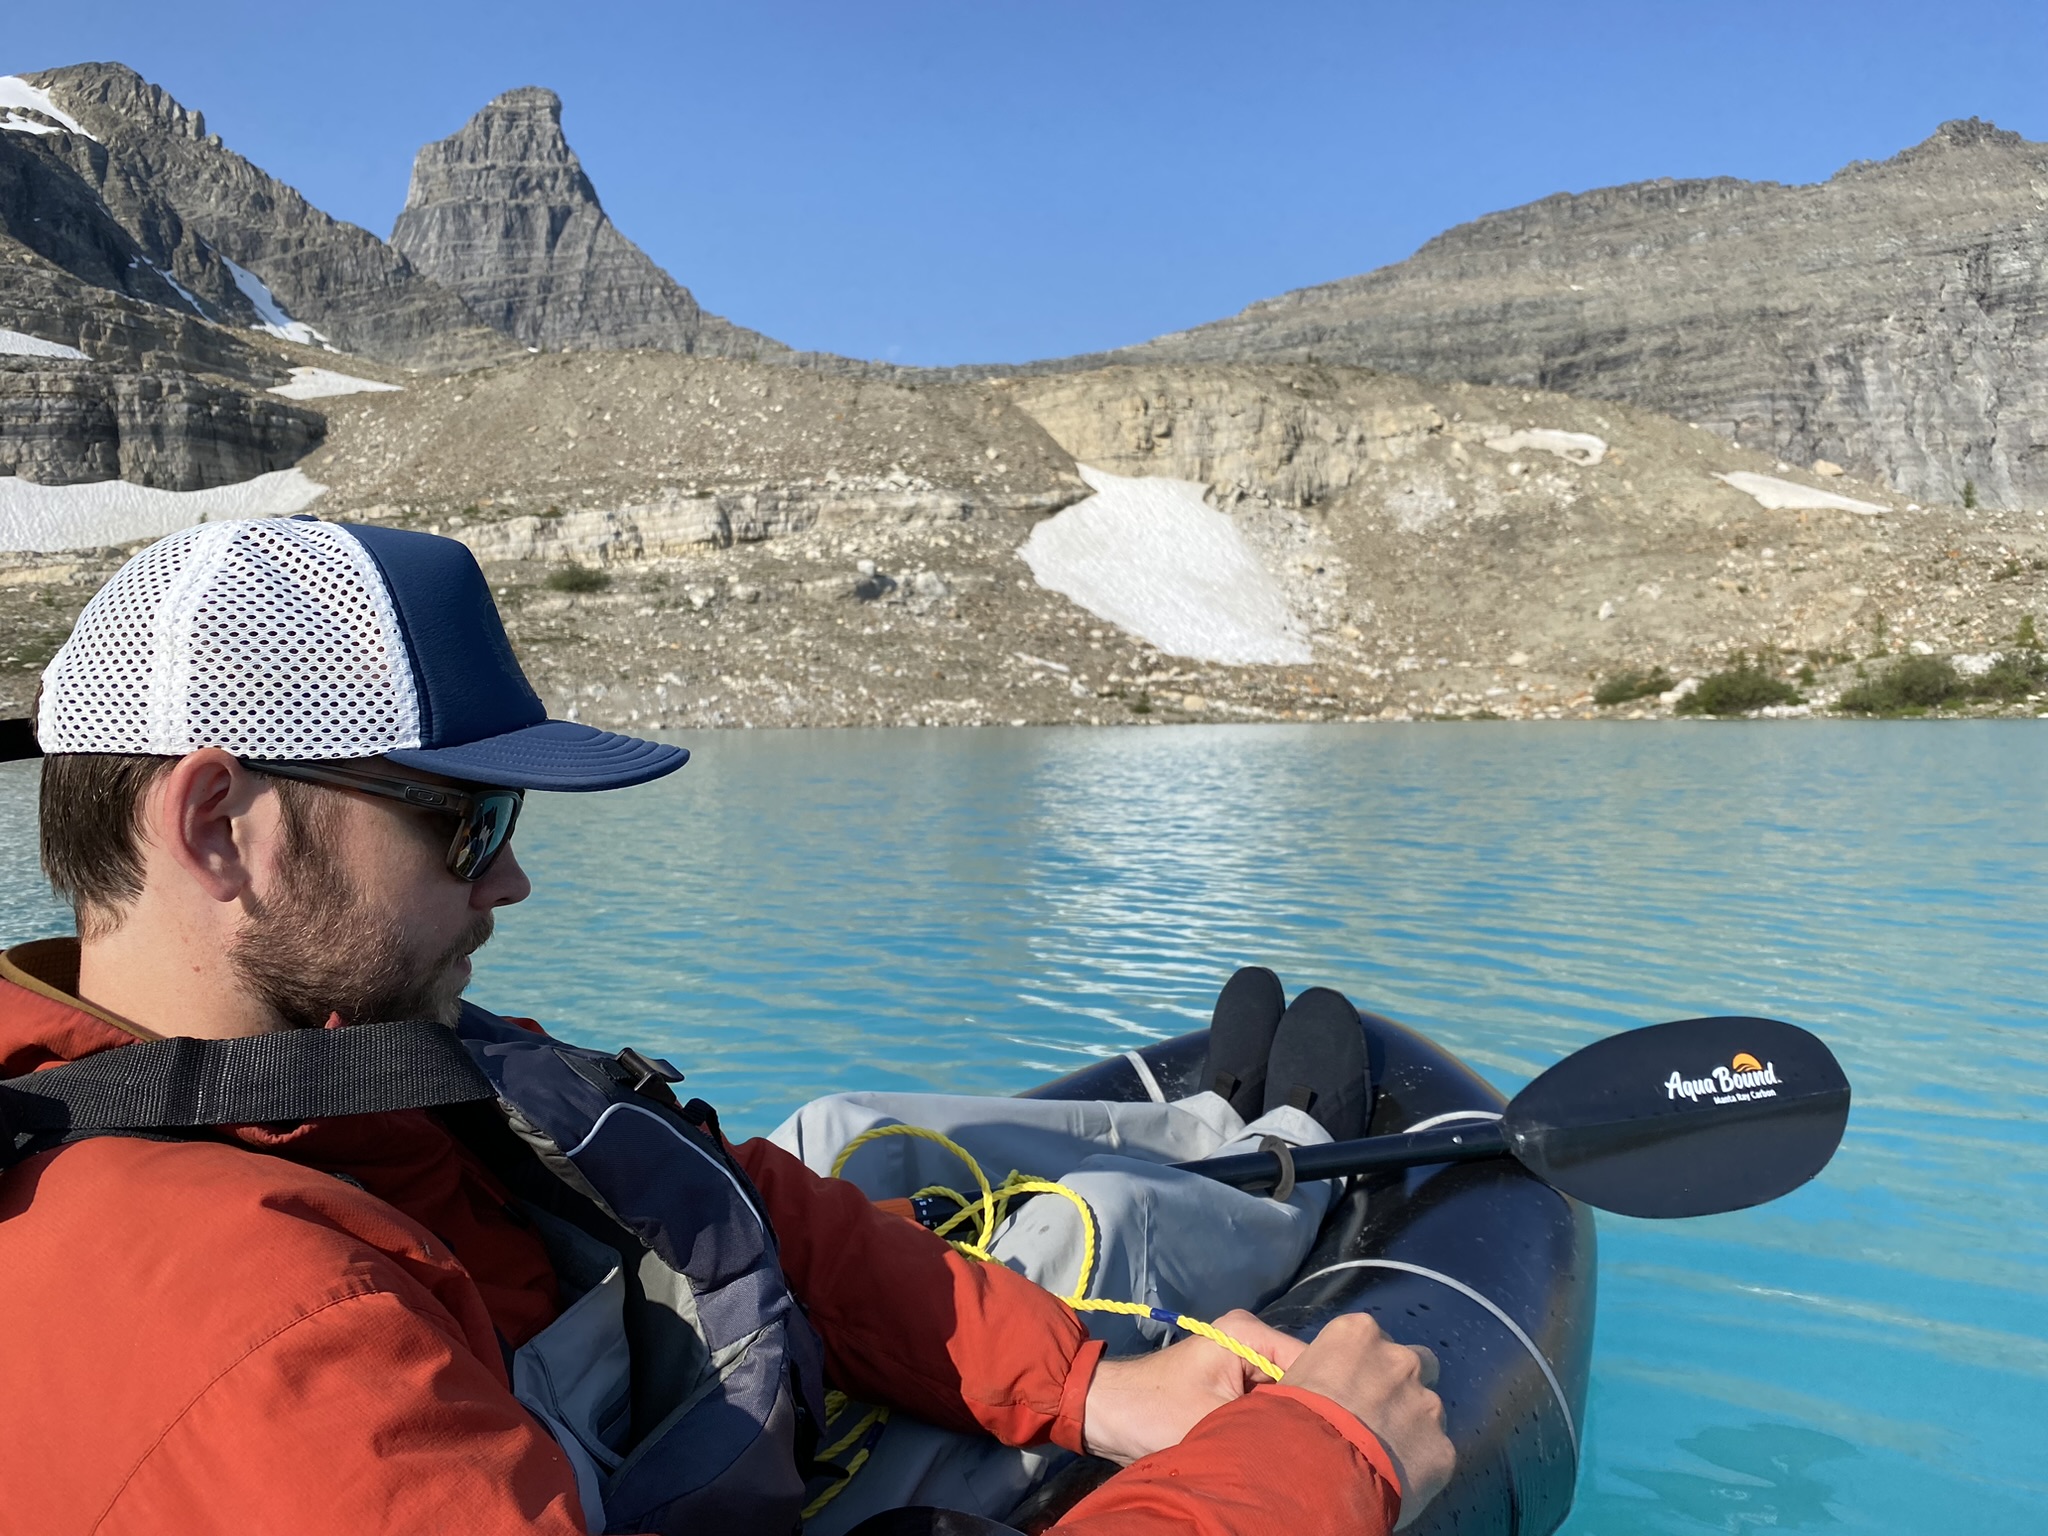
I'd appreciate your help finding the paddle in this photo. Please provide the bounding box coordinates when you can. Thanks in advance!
[1175,1015,1850,1218]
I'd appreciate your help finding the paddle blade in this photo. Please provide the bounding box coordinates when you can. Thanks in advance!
[1503,1016,1850,1218]
[0,718,39,763]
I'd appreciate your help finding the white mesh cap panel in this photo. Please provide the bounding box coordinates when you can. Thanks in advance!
[38,519,423,758]
[39,524,205,753]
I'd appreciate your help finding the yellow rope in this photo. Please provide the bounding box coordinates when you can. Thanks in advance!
[832,1125,998,1260]
[800,1402,890,1520]
[829,1123,1285,1381]
[816,1404,886,1462]
[807,1121,1287,1519]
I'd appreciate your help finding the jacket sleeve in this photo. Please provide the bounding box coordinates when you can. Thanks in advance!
[1050,1387,1403,1536]
[733,1135,1105,1452]
[97,1289,588,1536]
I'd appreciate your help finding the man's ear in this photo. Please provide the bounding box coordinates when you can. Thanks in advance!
[151,749,276,905]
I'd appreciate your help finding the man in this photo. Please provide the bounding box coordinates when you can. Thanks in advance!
[0,517,1451,1535]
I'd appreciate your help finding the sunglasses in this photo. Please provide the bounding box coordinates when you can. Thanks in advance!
[243,760,524,882]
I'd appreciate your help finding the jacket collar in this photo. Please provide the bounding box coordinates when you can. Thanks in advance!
[0,938,155,1076]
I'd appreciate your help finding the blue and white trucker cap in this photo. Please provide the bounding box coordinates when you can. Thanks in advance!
[35,517,687,791]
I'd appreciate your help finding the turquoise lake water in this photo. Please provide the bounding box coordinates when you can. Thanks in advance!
[1,721,2041,1532]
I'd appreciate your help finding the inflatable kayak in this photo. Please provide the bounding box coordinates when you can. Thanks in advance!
[1007,1007,1595,1536]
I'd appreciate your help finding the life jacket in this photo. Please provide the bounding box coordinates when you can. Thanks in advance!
[0,1005,829,1536]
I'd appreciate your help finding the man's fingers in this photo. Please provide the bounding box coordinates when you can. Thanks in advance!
[1278,1311,1456,1529]
[1319,1311,1386,1346]
[1211,1308,1306,1374]
[1410,1344,1439,1390]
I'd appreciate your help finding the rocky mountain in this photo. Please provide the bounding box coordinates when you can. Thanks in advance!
[1,137,329,489]
[1120,120,2048,509]
[15,63,507,367]
[10,61,2043,516]
[391,88,785,360]
[7,350,2039,731]
[2,62,2041,732]
[0,62,795,494]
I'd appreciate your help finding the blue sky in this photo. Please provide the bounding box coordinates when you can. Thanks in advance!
[11,2,2046,365]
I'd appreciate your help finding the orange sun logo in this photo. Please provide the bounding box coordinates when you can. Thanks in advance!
[1730,1052,1764,1074]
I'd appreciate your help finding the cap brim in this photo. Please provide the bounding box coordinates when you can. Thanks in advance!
[384,719,688,791]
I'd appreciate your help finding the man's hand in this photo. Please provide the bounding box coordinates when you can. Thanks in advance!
[1280,1312,1454,1530]
[1080,1310,1305,1466]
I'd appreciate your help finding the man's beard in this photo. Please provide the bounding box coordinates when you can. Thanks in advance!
[229,843,493,1030]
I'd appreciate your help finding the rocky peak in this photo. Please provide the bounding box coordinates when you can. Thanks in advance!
[391,87,785,359]
[9,62,506,366]
[1927,116,2024,151]
[28,62,213,146]
[399,87,600,227]
[1888,116,2028,165]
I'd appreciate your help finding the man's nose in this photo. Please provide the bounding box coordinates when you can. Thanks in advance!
[474,843,532,909]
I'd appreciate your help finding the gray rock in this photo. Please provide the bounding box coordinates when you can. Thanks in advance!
[390,88,785,359]
[853,568,896,602]
[1120,119,2048,507]
[0,355,324,489]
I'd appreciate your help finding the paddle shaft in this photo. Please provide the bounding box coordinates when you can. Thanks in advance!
[1175,1118,1511,1191]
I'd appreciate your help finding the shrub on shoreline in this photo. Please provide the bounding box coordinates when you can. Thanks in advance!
[1970,650,2048,702]
[1594,667,1674,707]
[1676,658,1802,716]
[1837,655,1960,714]
[1835,649,2048,715]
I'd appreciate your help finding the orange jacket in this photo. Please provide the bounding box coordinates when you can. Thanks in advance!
[0,943,1399,1536]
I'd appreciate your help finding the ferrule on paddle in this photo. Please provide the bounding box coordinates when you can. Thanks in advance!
[1175,1015,1852,1219]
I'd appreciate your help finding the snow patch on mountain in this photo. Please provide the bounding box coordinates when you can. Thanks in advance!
[1716,471,1888,515]
[0,329,89,361]
[0,76,95,139]
[223,258,331,348]
[268,367,402,401]
[1019,466,1311,666]
[0,468,326,552]
[1484,428,1607,465]
[148,263,208,318]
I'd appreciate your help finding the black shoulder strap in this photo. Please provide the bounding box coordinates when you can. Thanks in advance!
[0,1019,496,1169]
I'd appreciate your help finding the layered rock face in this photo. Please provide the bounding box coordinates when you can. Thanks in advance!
[0,241,287,386]
[0,237,332,490]
[0,355,323,488]
[391,88,784,359]
[0,130,216,319]
[25,63,507,366]
[1126,121,2048,507]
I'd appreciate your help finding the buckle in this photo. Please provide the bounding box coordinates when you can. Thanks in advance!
[614,1048,688,1105]
[616,1047,684,1096]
